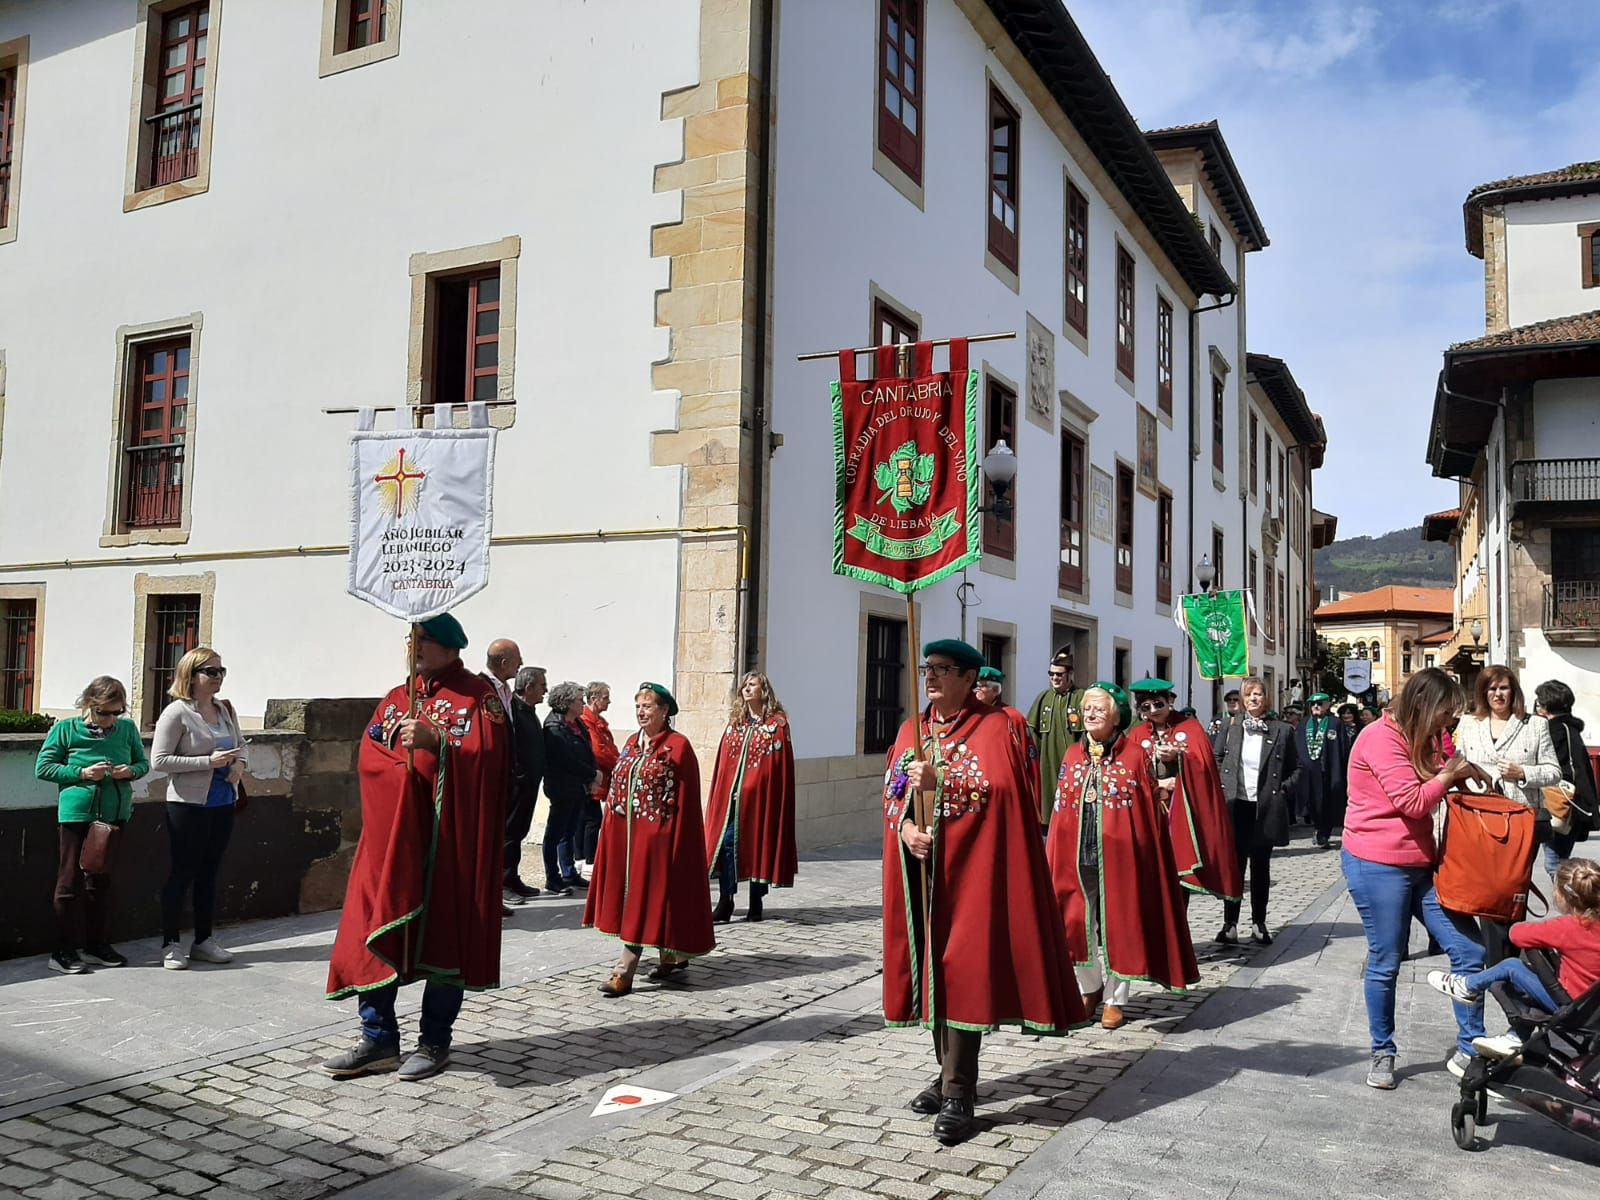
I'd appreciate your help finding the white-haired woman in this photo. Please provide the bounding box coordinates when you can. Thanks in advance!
[704,672,796,922]
[542,681,597,896]
[152,647,245,971]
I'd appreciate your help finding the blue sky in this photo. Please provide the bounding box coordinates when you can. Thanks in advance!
[1066,0,1600,538]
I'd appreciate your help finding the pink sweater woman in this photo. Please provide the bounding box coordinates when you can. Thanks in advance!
[1342,669,1487,1090]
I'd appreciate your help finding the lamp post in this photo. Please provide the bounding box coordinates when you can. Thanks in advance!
[958,441,1020,639]
[1195,553,1216,594]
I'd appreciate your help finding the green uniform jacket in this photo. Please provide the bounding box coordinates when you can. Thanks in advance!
[34,717,151,823]
[1026,686,1086,825]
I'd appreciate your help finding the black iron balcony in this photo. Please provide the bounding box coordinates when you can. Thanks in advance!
[1544,579,1600,643]
[146,101,203,186]
[124,442,185,529]
[1511,458,1600,518]
[0,157,11,227]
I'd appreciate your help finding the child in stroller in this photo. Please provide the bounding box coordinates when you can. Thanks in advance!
[1428,858,1600,1058]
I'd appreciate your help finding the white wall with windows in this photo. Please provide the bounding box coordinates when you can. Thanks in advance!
[763,0,1207,762]
[1503,193,1600,328]
[0,0,700,719]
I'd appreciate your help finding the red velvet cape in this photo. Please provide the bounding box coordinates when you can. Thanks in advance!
[1047,735,1200,991]
[998,703,1041,822]
[1129,715,1242,901]
[882,698,1085,1033]
[580,707,620,798]
[703,712,798,887]
[583,728,715,957]
[327,661,509,999]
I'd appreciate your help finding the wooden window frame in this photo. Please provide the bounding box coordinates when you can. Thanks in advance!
[0,37,25,244]
[877,0,923,185]
[1115,246,1136,380]
[1155,296,1173,415]
[1059,427,1086,593]
[1156,489,1173,606]
[1,596,38,712]
[143,593,201,727]
[1248,411,1259,497]
[1064,181,1089,335]
[1248,550,1259,634]
[409,237,520,427]
[149,4,207,187]
[349,0,387,48]
[320,0,403,76]
[874,297,918,347]
[1264,430,1273,511]
[122,336,192,532]
[1212,527,1224,590]
[864,613,907,755]
[1278,449,1287,516]
[1211,374,1226,473]
[1209,225,1223,260]
[986,84,1020,274]
[983,377,1017,559]
[1115,462,1135,595]
[0,65,13,229]
[1580,222,1600,289]
[124,1,222,211]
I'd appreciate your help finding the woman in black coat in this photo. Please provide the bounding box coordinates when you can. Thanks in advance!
[1211,676,1303,946]
[542,681,597,896]
[1534,679,1598,860]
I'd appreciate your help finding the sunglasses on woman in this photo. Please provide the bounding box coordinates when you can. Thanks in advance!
[195,666,228,678]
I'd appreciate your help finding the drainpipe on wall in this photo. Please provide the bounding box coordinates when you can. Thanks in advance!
[1186,291,1236,711]
[741,0,778,674]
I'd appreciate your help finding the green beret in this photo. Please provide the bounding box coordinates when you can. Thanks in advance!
[922,639,985,672]
[977,666,1004,683]
[637,681,679,717]
[1129,678,1176,695]
[416,613,468,650]
[1309,692,1331,704]
[1087,680,1132,730]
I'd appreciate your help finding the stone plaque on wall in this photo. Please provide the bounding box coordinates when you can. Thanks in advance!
[1090,465,1114,542]
[1025,313,1056,431]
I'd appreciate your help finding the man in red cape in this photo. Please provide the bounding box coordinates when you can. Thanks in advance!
[975,665,1040,821]
[322,612,509,1082]
[1127,678,1242,905]
[884,639,1084,1146]
[1048,683,1199,1032]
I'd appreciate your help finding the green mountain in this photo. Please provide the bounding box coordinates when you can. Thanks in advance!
[1313,525,1454,595]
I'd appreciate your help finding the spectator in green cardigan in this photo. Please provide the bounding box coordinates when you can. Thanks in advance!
[34,676,150,975]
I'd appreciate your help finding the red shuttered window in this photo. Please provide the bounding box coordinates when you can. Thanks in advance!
[987,86,1019,272]
[1115,247,1135,379]
[878,0,923,183]
[1064,182,1088,335]
[150,4,208,186]
[124,338,190,530]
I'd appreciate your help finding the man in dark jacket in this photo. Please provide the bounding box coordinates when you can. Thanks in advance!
[1534,679,1598,862]
[1295,692,1353,848]
[504,666,548,904]
[1211,676,1302,946]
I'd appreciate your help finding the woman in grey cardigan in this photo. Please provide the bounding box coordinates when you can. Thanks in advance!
[151,647,244,971]
[1452,664,1562,960]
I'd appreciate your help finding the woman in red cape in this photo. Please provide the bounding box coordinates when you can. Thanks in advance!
[584,683,714,996]
[323,615,508,1082]
[705,672,797,923]
[884,639,1084,1146]
[1128,679,1242,903]
[1049,683,1199,1033]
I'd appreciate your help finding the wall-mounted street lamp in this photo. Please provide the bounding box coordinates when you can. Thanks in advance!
[1470,617,1484,649]
[979,440,1018,520]
[1195,554,1216,594]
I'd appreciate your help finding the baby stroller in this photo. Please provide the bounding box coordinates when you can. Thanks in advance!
[1452,948,1600,1151]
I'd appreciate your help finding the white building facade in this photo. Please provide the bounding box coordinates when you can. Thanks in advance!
[1,0,1327,845]
[1427,164,1600,724]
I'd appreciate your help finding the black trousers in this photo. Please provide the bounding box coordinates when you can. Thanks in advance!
[161,802,235,944]
[931,1024,982,1100]
[503,782,538,885]
[1222,800,1272,927]
[54,822,116,953]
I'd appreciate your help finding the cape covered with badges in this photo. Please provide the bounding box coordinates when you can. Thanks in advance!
[584,729,716,957]
[704,712,798,888]
[327,661,510,998]
[882,698,1085,1033]
[1129,714,1242,901]
[1047,735,1199,991]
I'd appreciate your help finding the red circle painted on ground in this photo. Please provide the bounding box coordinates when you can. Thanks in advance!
[614,1094,642,1105]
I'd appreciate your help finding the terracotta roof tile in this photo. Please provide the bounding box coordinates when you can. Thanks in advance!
[1467,161,1600,201]
[1449,310,1600,353]
[1313,586,1453,620]
[1425,508,1461,522]
[1464,162,1600,256]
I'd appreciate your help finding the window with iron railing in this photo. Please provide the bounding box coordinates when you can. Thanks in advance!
[864,615,906,755]
[1,598,37,712]
[147,4,208,187]
[145,594,200,726]
[124,338,190,530]
[0,64,16,230]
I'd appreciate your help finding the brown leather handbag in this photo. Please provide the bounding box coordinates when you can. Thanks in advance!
[1435,788,1538,922]
[79,780,120,875]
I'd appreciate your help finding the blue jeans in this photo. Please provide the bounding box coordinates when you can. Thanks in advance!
[716,816,768,903]
[358,981,464,1051]
[1543,841,1567,879]
[1342,849,1486,1057]
[1465,957,1560,1013]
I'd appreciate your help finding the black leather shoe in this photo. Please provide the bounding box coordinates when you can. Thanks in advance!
[746,895,764,922]
[909,1077,942,1115]
[713,896,735,924]
[1251,923,1273,946]
[1215,924,1238,945]
[933,1095,976,1144]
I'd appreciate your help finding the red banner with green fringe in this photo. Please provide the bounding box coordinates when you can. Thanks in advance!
[831,339,981,594]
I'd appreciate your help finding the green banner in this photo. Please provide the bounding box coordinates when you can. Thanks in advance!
[1182,590,1250,680]
[846,510,961,560]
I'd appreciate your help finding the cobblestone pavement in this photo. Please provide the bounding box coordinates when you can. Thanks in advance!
[0,835,1356,1200]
